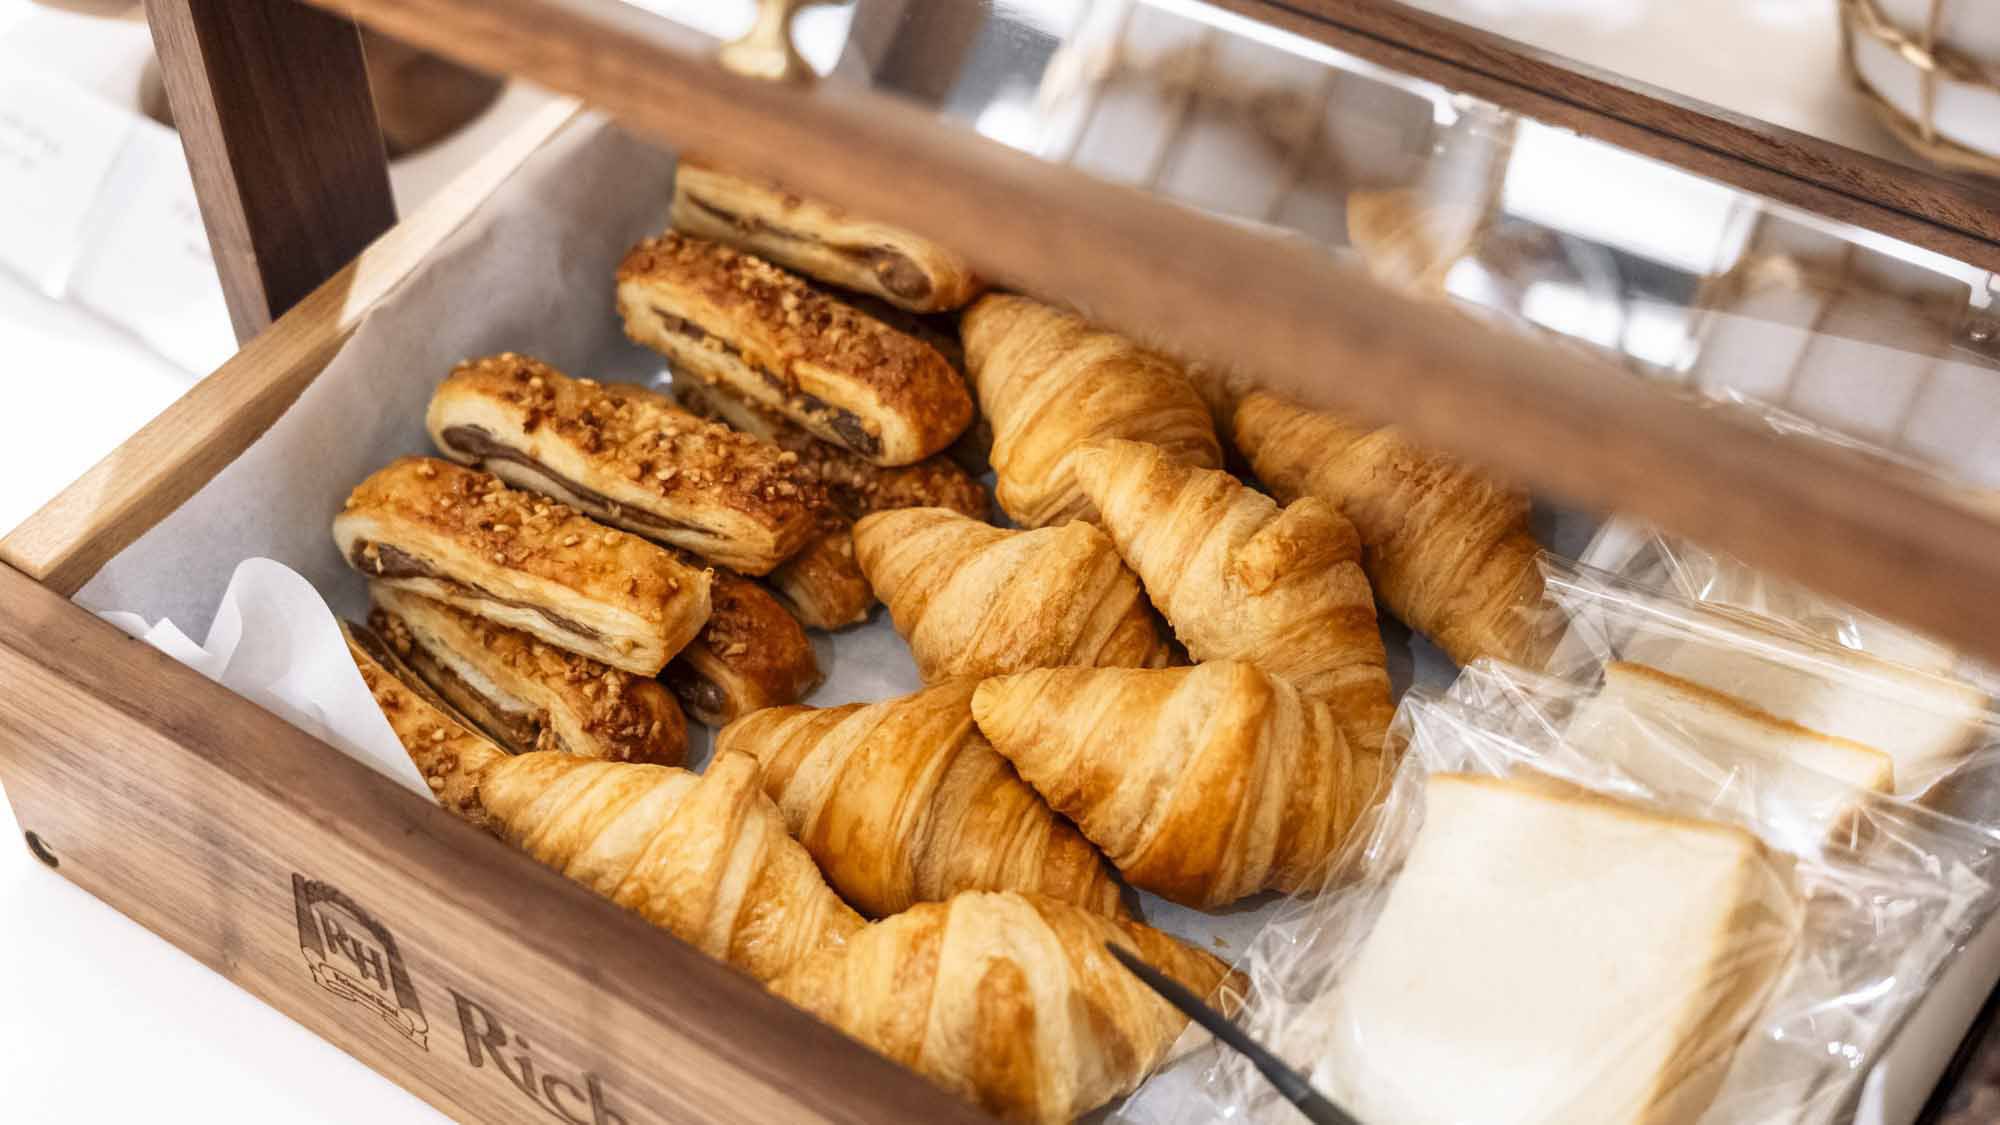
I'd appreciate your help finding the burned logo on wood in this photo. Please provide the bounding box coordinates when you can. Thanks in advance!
[292,874,430,1049]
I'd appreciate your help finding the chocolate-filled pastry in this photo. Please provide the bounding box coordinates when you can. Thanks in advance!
[617,233,973,467]
[672,378,988,521]
[427,354,819,575]
[670,161,984,313]
[342,620,509,828]
[810,302,992,476]
[333,457,711,676]
[663,569,823,726]
[369,585,688,765]
[766,524,876,631]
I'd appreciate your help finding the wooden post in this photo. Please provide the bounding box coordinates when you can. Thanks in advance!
[144,0,397,340]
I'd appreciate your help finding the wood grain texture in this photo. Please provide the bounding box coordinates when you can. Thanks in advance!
[144,0,398,340]
[1262,0,2000,260]
[297,0,2000,665]
[0,99,581,597]
[0,562,991,1125]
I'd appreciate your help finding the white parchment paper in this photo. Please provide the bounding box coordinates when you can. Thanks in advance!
[99,557,430,797]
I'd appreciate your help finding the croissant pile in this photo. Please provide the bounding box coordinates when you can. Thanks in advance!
[329,169,1556,1122]
[717,680,1124,917]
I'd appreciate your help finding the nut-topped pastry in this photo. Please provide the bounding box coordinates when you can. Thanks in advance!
[670,161,985,313]
[342,619,510,829]
[369,585,688,765]
[427,354,820,575]
[671,378,988,521]
[333,457,711,675]
[616,233,973,467]
[765,526,876,632]
[663,569,823,727]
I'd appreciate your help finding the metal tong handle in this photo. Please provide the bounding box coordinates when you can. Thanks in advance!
[1104,942,1361,1125]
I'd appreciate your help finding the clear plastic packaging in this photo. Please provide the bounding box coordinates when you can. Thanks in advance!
[1116,661,2000,1125]
[1579,517,1965,678]
[1575,390,1995,685]
[1532,554,2000,813]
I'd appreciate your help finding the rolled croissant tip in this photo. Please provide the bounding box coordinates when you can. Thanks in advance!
[479,750,595,833]
[968,670,1050,743]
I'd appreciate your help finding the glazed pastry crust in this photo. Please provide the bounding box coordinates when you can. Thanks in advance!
[428,354,820,574]
[342,621,510,828]
[671,161,984,313]
[1074,439,1393,751]
[482,751,862,983]
[772,892,1238,1124]
[332,457,712,676]
[715,680,1124,918]
[853,507,1175,682]
[672,378,989,521]
[973,662,1385,908]
[961,294,1221,527]
[368,585,687,766]
[765,524,876,631]
[1233,390,1543,666]
[662,568,822,726]
[617,233,973,466]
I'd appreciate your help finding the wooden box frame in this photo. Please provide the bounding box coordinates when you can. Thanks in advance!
[5,1,2000,1122]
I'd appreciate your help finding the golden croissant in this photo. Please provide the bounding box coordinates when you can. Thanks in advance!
[1234,389,1543,667]
[1074,438,1392,750]
[852,506,1175,681]
[961,294,1221,527]
[714,680,1124,918]
[973,662,1384,908]
[773,891,1238,1123]
[479,750,862,982]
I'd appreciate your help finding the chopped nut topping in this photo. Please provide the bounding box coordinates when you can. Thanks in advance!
[615,232,963,405]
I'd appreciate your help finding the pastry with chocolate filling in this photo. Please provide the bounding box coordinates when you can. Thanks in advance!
[663,569,823,726]
[427,354,819,575]
[342,620,510,829]
[333,457,711,676]
[670,161,984,313]
[369,585,688,765]
[671,378,988,522]
[616,233,973,467]
[766,522,876,631]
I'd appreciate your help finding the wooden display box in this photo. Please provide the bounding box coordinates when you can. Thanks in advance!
[6,1,2000,1122]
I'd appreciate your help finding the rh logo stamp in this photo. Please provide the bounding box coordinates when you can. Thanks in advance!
[292,874,430,1049]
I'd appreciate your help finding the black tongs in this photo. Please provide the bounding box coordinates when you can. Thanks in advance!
[1105,943,1361,1125]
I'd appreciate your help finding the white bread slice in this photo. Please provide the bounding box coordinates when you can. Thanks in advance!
[1309,773,1802,1125]
[1572,662,1895,796]
[1625,621,1987,792]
